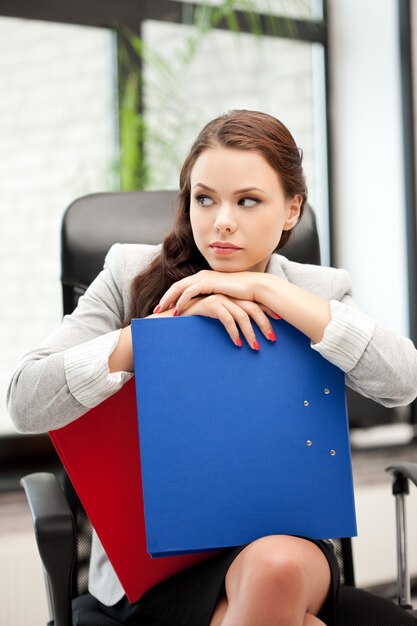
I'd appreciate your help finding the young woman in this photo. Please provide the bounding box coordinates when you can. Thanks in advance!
[8,110,417,626]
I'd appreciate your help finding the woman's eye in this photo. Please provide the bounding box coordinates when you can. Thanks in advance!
[239,197,260,207]
[196,194,214,207]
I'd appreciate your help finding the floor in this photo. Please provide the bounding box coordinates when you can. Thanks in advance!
[350,431,417,592]
[0,490,50,625]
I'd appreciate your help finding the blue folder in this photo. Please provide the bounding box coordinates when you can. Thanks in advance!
[131,316,357,557]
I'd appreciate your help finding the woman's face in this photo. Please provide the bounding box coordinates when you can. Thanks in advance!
[189,146,302,273]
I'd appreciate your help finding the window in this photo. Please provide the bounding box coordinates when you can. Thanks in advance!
[0,17,118,434]
[140,17,329,261]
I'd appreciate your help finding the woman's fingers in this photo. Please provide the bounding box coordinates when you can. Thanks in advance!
[154,271,211,313]
[178,294,280,350]
[232,300,278,344]
[205,296,278,349]
[153,279,189,313]
[260,305,282,321]
[182,295,242,346]
[174,282,213,315]
[224,302,261,349]
[210,302,245,348]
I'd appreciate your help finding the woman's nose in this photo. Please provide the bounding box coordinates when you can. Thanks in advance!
[213,205,237,233]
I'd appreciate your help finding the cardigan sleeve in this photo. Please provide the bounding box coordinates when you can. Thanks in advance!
[64,329,133,409]
[7,244,136,433]
[311,268,417,408]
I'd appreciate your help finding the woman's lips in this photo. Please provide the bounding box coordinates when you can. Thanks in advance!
[210,246,242,256]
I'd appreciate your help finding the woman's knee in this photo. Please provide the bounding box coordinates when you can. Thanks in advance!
[225,536,308,601]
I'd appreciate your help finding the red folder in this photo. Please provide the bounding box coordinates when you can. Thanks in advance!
[49,378,219,603]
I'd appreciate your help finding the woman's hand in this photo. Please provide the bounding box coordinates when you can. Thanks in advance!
[153,269,332,345]
[174,294,279,349]
[153,270,268,316]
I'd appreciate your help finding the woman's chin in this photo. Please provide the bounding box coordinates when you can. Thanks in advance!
[208,260,248,273]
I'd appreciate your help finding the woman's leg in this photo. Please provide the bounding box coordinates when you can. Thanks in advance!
[209,535,331,626]
[210,601,325,626]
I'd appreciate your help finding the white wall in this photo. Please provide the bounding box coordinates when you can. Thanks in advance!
[328,0,410,337]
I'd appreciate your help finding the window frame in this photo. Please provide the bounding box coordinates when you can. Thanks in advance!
[398,0,417,426]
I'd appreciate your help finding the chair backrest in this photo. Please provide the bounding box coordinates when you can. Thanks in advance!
[59,190,354,597]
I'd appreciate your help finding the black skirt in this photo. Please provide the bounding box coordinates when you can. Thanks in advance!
[99,539,340,626]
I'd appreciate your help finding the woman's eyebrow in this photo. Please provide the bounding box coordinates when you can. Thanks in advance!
[192,183,267,194]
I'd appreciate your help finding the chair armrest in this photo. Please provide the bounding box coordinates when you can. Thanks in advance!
[385,461,417,609]
[20,472,76,626]
[386,462,417,487]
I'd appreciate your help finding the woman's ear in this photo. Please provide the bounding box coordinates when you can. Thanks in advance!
[282,195,303,231]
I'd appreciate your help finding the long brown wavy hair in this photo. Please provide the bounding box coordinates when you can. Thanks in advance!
[129,109,307,320]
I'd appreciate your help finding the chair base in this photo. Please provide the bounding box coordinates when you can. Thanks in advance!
[337,586,417,625]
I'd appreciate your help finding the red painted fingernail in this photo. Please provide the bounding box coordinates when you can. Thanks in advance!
[253,339,260,351]
[271,312,281,319]
[173,309,178,317]
[236,338,242,347]
[153,304,161,314]
[267,330,276,341]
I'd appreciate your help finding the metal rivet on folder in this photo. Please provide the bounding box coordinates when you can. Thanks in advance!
[330,449,336,456]
[324,388,330,395]
[303,400,310,406]
[306,440,312,447]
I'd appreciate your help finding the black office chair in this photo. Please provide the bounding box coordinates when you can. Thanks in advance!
[20,190,417,625]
